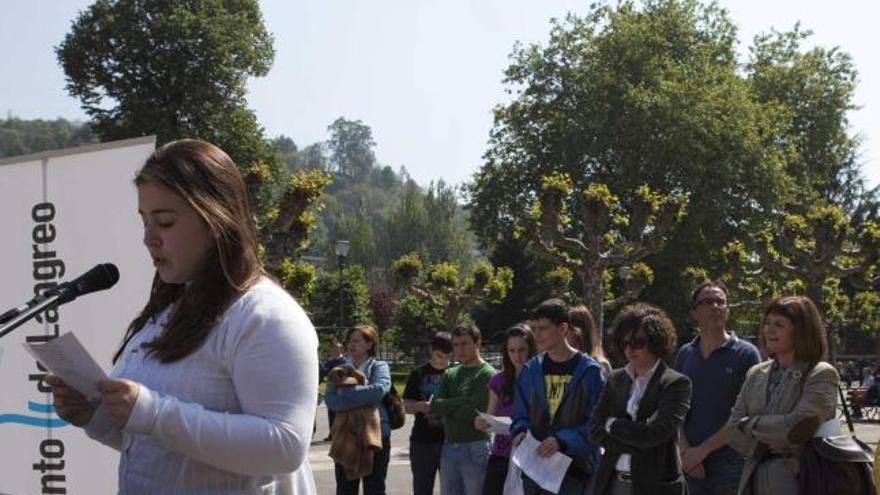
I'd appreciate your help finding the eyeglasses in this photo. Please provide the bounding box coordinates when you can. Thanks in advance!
[622,336,648,350]
[694,297,727,308]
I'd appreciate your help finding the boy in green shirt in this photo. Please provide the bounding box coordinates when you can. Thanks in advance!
[429,324,495,495]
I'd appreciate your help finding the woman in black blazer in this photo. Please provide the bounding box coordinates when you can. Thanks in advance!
[590,303,692,495]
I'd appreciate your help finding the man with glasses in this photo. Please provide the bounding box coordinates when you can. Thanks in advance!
[675,281,760,495]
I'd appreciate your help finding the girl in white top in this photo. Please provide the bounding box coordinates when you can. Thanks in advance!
[48,139,318,494]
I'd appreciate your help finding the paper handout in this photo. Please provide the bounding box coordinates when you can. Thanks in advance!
[23,332,109,400]
[511,431,573,493]
[476,410,512,434]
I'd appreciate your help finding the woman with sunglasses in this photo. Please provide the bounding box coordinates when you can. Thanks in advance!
[590,303,692,495]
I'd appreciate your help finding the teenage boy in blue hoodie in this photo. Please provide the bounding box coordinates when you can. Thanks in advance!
[511,299,605,495]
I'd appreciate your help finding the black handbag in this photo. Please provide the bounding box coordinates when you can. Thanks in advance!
[382,385,406,430]
[368,362,406,430]
[795,384,875,495]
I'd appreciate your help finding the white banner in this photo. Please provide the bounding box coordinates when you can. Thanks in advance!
[0,136,155,494]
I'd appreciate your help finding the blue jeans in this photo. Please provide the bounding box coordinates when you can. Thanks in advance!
[685,447,745,495]
[440,440,490,495]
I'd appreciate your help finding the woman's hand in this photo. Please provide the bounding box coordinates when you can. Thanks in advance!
[99,379,141,429]
[474,416,490,431]
[47,375,96,427]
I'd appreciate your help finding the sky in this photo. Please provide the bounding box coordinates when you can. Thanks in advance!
[1,0,878,189]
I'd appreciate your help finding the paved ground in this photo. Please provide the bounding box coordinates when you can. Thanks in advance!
[308,405,880,495]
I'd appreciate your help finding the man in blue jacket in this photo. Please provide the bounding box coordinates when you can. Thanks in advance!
[511,299,604,495]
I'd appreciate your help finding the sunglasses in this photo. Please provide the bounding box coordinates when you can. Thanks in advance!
[622,336,648,350]
[694,297,727,308]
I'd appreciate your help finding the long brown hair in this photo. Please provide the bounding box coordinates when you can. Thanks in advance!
[569,304,602,358]
[500,324,536,401]
[114,139,262,363]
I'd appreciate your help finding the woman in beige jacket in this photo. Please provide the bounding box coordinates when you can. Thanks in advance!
[726,295,839,495]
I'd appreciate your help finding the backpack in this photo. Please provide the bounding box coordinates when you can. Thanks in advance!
[796,384,875,495]
[382,385,406,430]
[369,361,406,430]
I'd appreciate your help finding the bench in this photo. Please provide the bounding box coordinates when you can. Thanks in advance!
[844,386,880,421]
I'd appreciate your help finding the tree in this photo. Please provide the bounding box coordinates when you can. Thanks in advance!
[472,232,559,342]
[0,117,95,157]
[392,253,514,329]
[258,169,333,303]
[747,25,859,207]
[393,294,446,359]
[273,258,317,306]
[57,0,277,171]
[309,266,372,334]
[468,0,874,331]
[723,203,880,361]
[526,172,685,337]
[369,284,397,331]
[326,117,376,184]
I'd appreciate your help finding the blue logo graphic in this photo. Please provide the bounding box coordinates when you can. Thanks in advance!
[0,401,68,428]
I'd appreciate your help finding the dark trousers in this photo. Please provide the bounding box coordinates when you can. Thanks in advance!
[482,454,510,495]
[410,441,443,495]
[524,472,591,495]
[334,436,391,495]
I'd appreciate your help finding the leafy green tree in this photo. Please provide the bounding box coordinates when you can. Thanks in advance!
[392,253,514,329]
[723,203,880,361]
[326,117,376,184]
[57,0,277,172]
[748,25,859,206]
[393,294,446,359]
[379,180,475,268]
[309,266,372,334]
[257,169,333,303]
[273,258,317,306]
[0,117,95,157]
[381,181,430,261]
[471,232,558,342]
[468,0,876,332]
[335,198,377,269]
[525,173,685,337]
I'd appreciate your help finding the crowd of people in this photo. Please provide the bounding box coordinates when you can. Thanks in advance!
[41,138,845,495]
[321,282,841,495]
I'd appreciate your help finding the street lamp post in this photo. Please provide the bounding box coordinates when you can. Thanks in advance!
[334,240,350,333]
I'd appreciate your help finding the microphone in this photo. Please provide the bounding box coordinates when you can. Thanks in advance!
[0,263,120,333]
[49,263,120,304]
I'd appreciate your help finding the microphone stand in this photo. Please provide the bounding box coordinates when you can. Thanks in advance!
[0,294,62,340]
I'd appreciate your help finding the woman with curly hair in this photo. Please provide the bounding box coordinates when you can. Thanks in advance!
[590,303,692,495]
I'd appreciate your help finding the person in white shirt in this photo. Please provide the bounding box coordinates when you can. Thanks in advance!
[48,139,319,494]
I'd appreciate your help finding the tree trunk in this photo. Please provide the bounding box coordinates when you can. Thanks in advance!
[581,267,605,346]
[807,283,836,365]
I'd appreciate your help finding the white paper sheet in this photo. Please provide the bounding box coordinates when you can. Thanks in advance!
[476,410,512,434]
[23,332,108,399]
[511,431,573,493]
